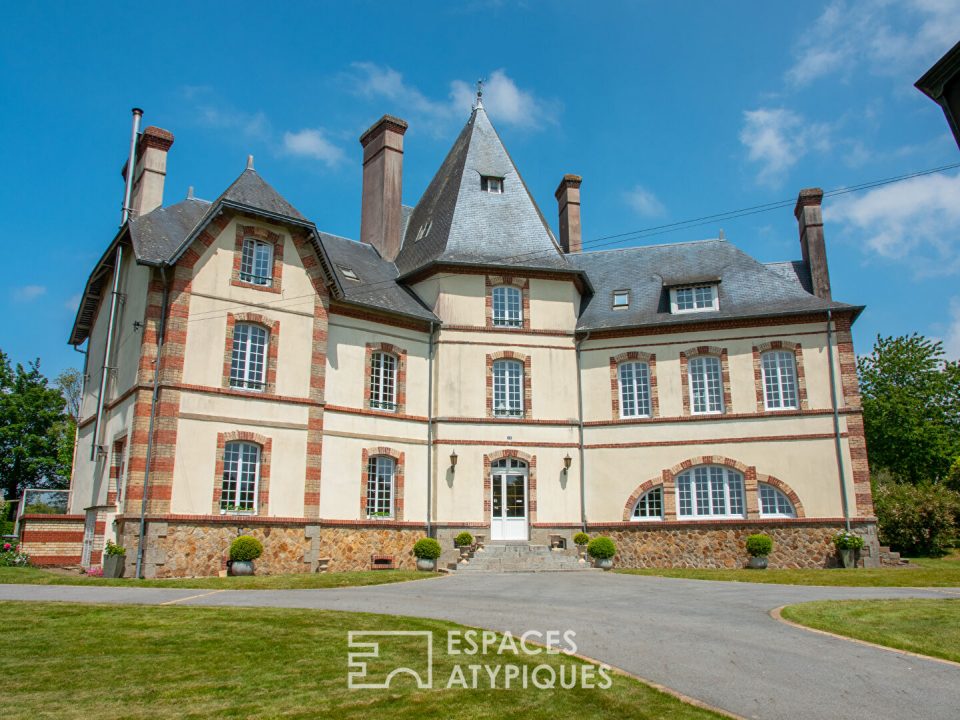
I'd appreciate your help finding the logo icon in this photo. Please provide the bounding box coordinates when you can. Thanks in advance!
[347,631,434,689]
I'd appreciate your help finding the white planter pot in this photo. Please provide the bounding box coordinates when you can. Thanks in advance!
[416,558,436,571]
[594,557,614,570]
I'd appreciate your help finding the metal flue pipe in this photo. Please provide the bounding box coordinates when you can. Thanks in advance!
[121,108,143,225]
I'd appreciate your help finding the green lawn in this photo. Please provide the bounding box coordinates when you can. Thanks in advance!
[781,599,960,664]
[0,566,436,590]
[614,551,960,587]
[0,602,723,720]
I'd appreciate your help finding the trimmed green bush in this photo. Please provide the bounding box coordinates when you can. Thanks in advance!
[229,535,264,562]
[745,533,773,557]
[874,480,959,556]
[587,536,616,560]
[454,531,474,547]
[832,531,865,551]
[573,532,590,546]
[104,540,126,557]
[413,538,442,560]
[23,502,59,515]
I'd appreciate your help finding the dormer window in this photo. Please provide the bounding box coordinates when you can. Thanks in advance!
[612,290,630,308]
[671,284,718,314]
[339,266,359,281]
[481,176,503,194]
[416,220,432,241]
[240,238,274,287]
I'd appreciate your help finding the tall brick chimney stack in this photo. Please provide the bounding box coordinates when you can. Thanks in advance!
[359,115,408,261]
[794,187,832,301]
[125,126,174,217]
[555,174,583,254]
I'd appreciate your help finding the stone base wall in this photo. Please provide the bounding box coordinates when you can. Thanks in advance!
[19,515,85,566]
[318,526,424,571]
[590,519,879,569]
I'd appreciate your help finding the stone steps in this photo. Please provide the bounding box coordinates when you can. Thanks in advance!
[878,545,910,567]
[456,543,595,573]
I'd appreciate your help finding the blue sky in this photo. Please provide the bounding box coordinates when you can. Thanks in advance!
[2,1,959,378]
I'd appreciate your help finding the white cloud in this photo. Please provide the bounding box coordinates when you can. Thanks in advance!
[348,63,555,129]
[282,129,346,167]
[65,294,82,312]
[739,108,831,185]
[944,297,960,360]
[786,0,960,87]
[13,285,46,302]
[623,185,666,217]
[827,170,960,276]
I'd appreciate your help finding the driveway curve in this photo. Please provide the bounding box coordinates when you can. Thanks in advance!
[2,573,958,720]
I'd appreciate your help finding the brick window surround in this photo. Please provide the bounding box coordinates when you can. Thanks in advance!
[609,351,660,419]
[752,341,809,412]
[679,346,732,415]
[363,342,408,414]
[360,447,405,520]
[212,431,272,516]
[232,224,284,294]
[482,449,538,526]
[621,456,805,521]
[485,275,531,330]
[486,351,533,419]
[223,313,280,394]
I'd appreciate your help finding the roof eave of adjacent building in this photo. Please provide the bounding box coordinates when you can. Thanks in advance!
[68,225,130,346]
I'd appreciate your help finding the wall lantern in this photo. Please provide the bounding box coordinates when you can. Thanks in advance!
[450,450,458,472]
[563,454,573,474]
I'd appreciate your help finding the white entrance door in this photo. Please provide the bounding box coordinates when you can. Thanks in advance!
[490,458,528,541]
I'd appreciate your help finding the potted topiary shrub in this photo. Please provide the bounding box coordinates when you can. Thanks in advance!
[573,532,590,562]
[454,531,474,561]
[833,531,864,569]
[587,536,617,570]
[102,540,126,578]
[745,533,773,569]
[228,535,263,576]
[413,538,442,571]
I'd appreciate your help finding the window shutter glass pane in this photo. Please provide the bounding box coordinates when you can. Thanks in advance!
[221,441,259,511]
[366,456,395,517]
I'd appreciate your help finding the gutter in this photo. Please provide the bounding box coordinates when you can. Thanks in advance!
[575,330,591,532]
[135,264,170,578]
[825,309,852,532]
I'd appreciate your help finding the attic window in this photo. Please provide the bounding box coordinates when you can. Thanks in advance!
[339,266,359,281]
[670,285,719,314]
[416,220,432,241]
[612,290,630,309]
[481,176,503,194]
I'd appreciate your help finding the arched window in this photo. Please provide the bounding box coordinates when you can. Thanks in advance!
[688,356,724,414]
[618,361,651,418]
[761,350,798,410]
[759,483,796,517]
[675,465,744,518]
[366,455,396,518]
[370,351,397,411]
[492,285,523,327]
[492,359,524,417]
[240,237,274,287]
[632,486,663,520]
[230,323,268,391]
[221,441,260,512]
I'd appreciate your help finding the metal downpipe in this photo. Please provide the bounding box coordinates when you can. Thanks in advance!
[426,322,437,537]
[575,330,591,532]
[826,310,852,532]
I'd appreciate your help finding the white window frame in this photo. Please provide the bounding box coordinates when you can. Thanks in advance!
[366,455,395,518]
[670,284,718,314]
[759,483,796,518]
[492,285,523,328]
[761,350,799,410]
[221,441,260,513]
[675,465,745,519]
[632,486,663,521]
[688,355,724,414]
[493,359,524,417]
[612,290,630,308]
[230,323,268,391]
[481,176,504,194]
[370,351,397,412]
[618,361,652,418]
[239,238,274,287]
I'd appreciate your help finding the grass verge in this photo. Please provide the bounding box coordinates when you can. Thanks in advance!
[780,599,960,664]
[0,601,723,719]
[0,566,436,589]
[615,551,960,586]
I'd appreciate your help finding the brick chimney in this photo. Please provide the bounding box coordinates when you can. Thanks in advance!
[359,115,408,261]
[124,126,174,218]
[555,174,583,254]
[794,187,832,300]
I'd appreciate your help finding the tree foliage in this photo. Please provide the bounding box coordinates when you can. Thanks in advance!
[0,350,74,501]
[858,334,960,483]
[55,368,82,422]
[873,476,960,556]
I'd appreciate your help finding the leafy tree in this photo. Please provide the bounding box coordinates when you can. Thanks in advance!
[55,368,82,422]
[0,351,73,501]
[858,334,960,483]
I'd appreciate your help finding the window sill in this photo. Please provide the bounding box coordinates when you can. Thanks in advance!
[220,509,257,516]
[630,517,663,522]
[366,515,396,521]
[620,413,653,420]
[677,514,747,521]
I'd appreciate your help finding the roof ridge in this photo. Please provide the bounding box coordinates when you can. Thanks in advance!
[578,237,724,255]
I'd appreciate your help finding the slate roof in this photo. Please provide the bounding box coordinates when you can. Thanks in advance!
[394,104,570,276]
[129,198,211,265]
[567,239,859,332]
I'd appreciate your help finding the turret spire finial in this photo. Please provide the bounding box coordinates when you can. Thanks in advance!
[474,78,484,110]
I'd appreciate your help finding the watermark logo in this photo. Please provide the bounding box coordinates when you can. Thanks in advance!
[347,629,612,691]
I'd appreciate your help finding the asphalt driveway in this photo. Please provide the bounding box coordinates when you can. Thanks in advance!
[3,573,958,720]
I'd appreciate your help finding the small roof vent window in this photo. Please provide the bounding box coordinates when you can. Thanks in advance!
[481,176,503,194]
[612,290,630,308]
[338,266,359,281]
[416,220,432,241]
